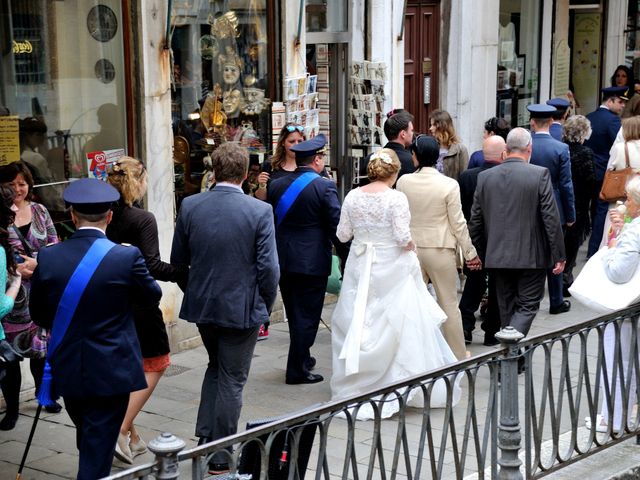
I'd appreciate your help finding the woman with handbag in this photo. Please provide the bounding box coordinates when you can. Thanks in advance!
[599,116,640,248]
[106,157,187,464]
[0,162,60,430]
[585,175,640,433]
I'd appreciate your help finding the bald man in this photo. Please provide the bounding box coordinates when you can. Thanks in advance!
[458,135,506,345]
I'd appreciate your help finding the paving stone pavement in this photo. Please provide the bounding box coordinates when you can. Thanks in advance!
[1,249,639,479]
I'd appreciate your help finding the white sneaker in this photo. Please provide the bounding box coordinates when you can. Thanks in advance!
[130,435,148,458]
[114,432,133,464]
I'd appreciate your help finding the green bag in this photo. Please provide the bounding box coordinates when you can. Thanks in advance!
[326,255,342,294]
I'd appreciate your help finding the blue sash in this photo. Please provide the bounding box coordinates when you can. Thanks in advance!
[274,172,319,226]
[37,238,116,406]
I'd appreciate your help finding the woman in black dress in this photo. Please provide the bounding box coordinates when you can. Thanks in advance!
[106,157,187,464]
[562,115,597,293]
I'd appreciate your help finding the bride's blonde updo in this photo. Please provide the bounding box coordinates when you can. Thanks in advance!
[367,148,400,182]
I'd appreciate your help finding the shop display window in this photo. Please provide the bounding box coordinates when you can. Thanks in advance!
[171,0,272,203]
[497,0,542,127]
[0,0,128,234]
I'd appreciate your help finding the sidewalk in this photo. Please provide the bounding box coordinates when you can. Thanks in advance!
[0,268,638,478]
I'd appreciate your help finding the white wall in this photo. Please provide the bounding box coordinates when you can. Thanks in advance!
[139,0,195,348]
[445,0,499,154]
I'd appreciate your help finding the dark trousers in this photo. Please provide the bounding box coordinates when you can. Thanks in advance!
[563,223,584,287]
[279,271,327,381]
[458,268,500,337]
[492,268,546,336]
[64,393,129,480]
[1,357,45,416]
[195,324,258,458]
[588,192,609,257]
[546,225,566,308]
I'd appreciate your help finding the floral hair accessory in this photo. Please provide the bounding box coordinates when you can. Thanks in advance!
[373,152,393,164]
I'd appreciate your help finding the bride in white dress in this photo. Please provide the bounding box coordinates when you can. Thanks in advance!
[330,149,460,420]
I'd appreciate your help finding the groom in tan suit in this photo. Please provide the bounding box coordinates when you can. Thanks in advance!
[397,135,481,360]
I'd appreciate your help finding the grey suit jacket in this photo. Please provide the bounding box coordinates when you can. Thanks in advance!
[469,158,565,269]
[171,185,280,328]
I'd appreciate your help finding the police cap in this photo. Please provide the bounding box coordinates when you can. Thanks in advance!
[63,178,120,215]
[546,98,570,111]
[290,134,327,160]
[602,86,630,101]
[527,103,557,119]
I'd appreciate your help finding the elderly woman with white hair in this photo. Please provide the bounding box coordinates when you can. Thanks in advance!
[562,115,596,293]
[587,175,640,433]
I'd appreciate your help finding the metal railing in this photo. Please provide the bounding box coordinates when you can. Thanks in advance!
[104,304,640,480]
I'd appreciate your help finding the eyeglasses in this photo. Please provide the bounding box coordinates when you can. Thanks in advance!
[286,125,304,133]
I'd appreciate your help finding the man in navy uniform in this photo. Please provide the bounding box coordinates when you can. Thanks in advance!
[546,98,571,141]
[585,86,629,256]
[268,134,341,384]
[528,103,575,314]
[30,179,162,480]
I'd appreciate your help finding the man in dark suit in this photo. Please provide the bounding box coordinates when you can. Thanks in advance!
[585,86,629,256]
[458,135,505,345]
[268,134,341,384]
[528,103,575,315]
[469,128,565,336]
[30,179,162,480]
[546,98,570,141]
[359,109,415,185]
[171,142,279,473]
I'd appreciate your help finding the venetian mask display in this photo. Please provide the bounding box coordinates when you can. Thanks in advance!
[222,88,243,117]
[241,87,270,116]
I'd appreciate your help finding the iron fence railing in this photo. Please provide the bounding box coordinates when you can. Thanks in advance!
[104,304,640,480]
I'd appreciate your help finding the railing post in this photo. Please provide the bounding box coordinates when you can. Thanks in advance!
[495,326,525,480]
[147,432,186,480]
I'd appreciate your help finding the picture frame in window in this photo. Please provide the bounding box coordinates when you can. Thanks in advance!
[516,55,526,88]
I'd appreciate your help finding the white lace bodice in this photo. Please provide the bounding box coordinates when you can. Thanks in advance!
[336,188,412,245]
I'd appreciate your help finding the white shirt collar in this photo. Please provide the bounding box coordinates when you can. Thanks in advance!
[79,226,106,233]
[215,182,243,192]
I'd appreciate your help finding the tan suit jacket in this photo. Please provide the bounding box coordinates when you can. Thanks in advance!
[396,167,477,260]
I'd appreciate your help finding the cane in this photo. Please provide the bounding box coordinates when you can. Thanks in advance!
[16,403,42,480]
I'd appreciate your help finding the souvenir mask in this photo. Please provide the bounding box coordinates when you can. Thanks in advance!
[241,88,270,115]
[222,89,243,117]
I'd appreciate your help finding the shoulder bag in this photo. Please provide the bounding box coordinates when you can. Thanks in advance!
[599,142,633,203]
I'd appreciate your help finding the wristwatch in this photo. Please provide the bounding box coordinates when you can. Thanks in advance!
[258,183,267,190]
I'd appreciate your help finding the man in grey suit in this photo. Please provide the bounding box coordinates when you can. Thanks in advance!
[171,142,279,474]
[469,128,565,336]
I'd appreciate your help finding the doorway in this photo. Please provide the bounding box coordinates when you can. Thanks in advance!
[404,1,440,133]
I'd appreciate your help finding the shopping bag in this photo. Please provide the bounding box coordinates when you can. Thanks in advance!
[326,255,342,294]
[569,247,640,313]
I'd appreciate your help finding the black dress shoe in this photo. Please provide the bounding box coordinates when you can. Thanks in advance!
[549,300,571,315]
[483,334,500,346]
[44,401,62,414]
[463,330,472,345]
[285,373,324,385]
[305,357,316,371]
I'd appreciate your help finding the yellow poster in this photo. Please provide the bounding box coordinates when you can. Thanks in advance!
[0,116,20,166]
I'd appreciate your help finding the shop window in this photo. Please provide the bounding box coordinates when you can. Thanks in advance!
[627,1,640,83]
[306,0,347,33]
[497,0,542,127]
[0,0,128,234]
[171,0,272,204]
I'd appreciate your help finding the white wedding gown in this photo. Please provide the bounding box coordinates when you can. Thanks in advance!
[330,188,460,420]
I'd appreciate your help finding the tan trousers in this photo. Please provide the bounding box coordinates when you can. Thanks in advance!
[416,247,467,360]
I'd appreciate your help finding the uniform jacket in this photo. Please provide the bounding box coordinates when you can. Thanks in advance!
[530,132,576,224]
[585,107,621,180]
[396,167,477,260]
[268,167,341,277]
[30,229,162,398]
[171,185,279,328]
[550,122,563,142]
[469,158,565,269]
